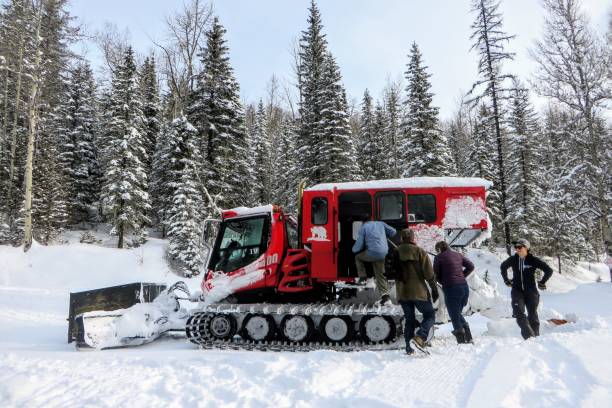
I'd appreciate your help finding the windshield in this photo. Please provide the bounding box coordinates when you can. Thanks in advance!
[209,216,269,273]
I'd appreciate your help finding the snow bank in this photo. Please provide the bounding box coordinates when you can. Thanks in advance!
[0,238,201,293]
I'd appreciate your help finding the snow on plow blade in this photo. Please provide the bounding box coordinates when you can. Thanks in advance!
[68,282,185,349]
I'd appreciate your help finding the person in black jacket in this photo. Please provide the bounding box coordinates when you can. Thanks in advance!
[500,238,553,339]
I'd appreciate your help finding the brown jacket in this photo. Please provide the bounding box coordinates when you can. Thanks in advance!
[392,242,436,302]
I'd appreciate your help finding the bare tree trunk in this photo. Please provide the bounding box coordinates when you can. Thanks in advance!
[22,1,44,252]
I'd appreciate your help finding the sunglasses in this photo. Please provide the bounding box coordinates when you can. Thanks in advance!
[514,245,525,250]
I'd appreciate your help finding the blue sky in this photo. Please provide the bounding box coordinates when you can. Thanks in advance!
[69,0,610,119]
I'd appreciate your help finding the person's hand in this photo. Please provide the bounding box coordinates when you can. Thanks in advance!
[504,279,512,287]
[538,281,546,290]
[431,287,439,303]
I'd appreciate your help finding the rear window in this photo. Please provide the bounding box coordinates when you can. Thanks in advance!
[407,194,436,223]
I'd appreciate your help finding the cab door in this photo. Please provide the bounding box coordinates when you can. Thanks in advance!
[303,191,336,281]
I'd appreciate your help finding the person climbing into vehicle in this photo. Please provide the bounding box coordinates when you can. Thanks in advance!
[392,228,438,354]
[352,212,397,306]
[500,238,553,340]
[433,241,475,344]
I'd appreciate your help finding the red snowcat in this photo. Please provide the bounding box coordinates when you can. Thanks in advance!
[68,177,491,350]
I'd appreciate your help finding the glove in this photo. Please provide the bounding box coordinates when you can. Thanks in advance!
[431,287,439,303]
[504,279,512,288]
[538,281,546,290]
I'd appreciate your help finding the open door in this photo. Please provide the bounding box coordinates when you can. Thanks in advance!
[303,190,336,281]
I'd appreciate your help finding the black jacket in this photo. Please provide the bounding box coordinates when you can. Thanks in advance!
[501,253,553,291]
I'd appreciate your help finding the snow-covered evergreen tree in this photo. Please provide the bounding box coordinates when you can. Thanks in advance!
[296,0,328,185]
[140,55,161,177]
[506,80,544,242]
[101,47,151,248]
[468,104,502,247]
[187,16,251,208]
[318,52,358,182]
[165,116,204,276]
[536,106,592,272]
[357,89,375,179]
[401,42,454,177]
[252,99,272,204]
[383,84,403,178]
[271,117,299,213]
[62,62,100,224]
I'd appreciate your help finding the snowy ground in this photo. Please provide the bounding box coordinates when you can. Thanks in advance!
[0,236,611,408]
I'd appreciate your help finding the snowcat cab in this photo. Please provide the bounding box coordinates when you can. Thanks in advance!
[198,177,492,305]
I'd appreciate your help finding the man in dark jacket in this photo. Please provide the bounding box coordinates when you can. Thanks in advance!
[434,241,475,344]
[500,238,553,339]
[392,228,438,354]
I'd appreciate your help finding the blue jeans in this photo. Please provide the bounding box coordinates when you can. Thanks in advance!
[443,283,470,332]
[399,300,435,351]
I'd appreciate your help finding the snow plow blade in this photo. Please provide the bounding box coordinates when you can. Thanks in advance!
[68,282,167,348]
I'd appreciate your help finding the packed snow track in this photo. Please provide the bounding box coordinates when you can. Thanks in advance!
[1,240,611,407]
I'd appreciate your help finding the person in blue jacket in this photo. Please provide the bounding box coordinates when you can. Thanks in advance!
[352,213,397,306]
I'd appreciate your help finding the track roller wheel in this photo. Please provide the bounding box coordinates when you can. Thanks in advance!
[320,315,355,343]
[241,313,276,342]
[359,315,396,343]
[280,314,314,343]
[186,312,213,345]
[208,313,237,340]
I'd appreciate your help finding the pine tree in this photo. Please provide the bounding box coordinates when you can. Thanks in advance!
[187,16,251,208]
[401,42,454,177]
[27,0,78,246]
[296,0,328,185]
[101,47,151,248]
[506,80,544,242]
[357,89,375,179]
[318,52,358,182]
[165,116,204,276]
[468,104,502,246]
[536,106,592,272]
[532,0,611,254]
[383,84,403,178]
[370,102,387,180]
[252,99,272,204]
[468,0,516,254]
[140,55,161,176]
[271,117,299,213]
[62,62,100,224]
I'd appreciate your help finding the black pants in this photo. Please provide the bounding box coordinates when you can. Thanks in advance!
[511,288,540,339]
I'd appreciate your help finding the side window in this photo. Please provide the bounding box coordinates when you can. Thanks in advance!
[407,194,436,223]
[311,197,328,225]
[377,192,404,221]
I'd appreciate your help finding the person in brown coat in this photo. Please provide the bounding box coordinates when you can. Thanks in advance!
[392,228,438,354]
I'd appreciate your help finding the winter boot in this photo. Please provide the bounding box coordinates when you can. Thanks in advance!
[412,335,426,349]
[463,324,473,344]
[452,328,467,344]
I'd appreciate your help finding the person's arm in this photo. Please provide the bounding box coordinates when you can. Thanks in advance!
[352,226,365,253]
[422,250,438,301]
[533,256,553,285]
[383,222,397,238]
[392,249,403,282]
[433,256,441,283]
[462,256,475,277]
[500,257,512,286]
